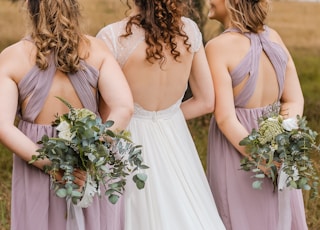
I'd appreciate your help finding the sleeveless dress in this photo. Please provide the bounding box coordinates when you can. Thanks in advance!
[11,51,122,230]
[97,17,226,230]
[206,27,308,230]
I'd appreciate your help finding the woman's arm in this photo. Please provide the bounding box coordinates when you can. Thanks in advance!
[205,38,249,157]
[0,46,50,170]
[96,38,134,130]
[180,45,215,120]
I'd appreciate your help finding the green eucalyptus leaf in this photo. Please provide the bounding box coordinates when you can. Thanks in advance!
[136,173,148,182]
[135,180,146,190]
[71,190,83,198]
[289,180,298,189]
[254,174,265,179]
[56,188,67,198]
[239,105,319,197]
[31,98,149,205]
[108,194,119,204]
[302,184,311,190]
[252,181,263,190]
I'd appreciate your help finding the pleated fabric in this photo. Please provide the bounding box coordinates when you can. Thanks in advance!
[207,26,308,230]
[11,52,123,230]
[123,103,226,230]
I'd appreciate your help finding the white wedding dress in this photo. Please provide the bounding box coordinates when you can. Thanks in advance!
[97,17,225,230]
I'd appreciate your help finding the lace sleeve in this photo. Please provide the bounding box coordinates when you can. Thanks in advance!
[181,17,203,53]
[96,25,118,59]
[96,20,145,68]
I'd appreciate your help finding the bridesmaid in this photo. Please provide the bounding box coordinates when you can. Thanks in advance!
[205,0,308,229]
[0,0,133,229]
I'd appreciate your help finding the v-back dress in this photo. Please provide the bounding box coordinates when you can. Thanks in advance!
[11,50,121,230]
[97,17,226,230]
[207,27,308,230]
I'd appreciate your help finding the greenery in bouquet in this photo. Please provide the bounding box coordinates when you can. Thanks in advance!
[239,104,320,198]
[29,97,148,205]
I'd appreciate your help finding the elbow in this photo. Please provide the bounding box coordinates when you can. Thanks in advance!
[118,104,134,123]
[203,101,214,114]
[215,113,233,132]
[300,97,305,109]
[127,104,134,120]
[121,103,134,125]
[202,96,215,114]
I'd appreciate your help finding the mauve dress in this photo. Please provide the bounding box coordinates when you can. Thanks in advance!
[11,52,123,230]
[207,27,308,230]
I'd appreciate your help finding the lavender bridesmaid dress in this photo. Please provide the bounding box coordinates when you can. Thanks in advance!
[11,50,122,230]
[207,27,308,230]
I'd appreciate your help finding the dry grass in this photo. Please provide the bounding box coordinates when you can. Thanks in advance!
[1,0,320,50]
[203,1,320,50]
[268,1,320,51]
[0,0,319,229]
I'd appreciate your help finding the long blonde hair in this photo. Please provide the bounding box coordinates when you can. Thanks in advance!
[27,0,88,73]
[226,0,270,33]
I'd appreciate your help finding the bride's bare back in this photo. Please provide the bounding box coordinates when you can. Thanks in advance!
[122,40,193,111]
[97,17,214,118]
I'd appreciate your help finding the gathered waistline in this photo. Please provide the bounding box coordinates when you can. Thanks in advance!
[133,103,181,121]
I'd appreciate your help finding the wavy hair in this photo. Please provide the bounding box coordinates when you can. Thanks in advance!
[27,0,88,73]
[123,0,193,65]
[226,0,270,33]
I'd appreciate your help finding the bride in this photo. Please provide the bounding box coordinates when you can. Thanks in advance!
[97,0,226,229]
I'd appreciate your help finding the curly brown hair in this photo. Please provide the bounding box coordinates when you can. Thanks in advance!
[27,0,88,73]
[123,0,193,65]
[226,0,270,33]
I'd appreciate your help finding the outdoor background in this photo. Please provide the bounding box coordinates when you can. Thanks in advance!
[0,0,319,229]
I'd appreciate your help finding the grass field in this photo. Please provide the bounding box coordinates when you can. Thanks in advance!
[0,0,320,229]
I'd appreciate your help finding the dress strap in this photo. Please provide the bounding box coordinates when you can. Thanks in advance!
[19,55,56,122]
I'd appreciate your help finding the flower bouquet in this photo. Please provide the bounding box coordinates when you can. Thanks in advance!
[239,104,319,198]
[29,97,148,207]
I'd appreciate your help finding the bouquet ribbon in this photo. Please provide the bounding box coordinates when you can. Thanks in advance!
[277,164,298,230]
[66,198,85,230]
[66,173,98,230]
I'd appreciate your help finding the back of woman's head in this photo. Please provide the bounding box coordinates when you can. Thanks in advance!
[226,0,270,33]
[27,0,87,73]
[124,0,193,65]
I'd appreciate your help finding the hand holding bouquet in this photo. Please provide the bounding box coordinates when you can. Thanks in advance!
[29,97,148,206]
[239,104,319,198]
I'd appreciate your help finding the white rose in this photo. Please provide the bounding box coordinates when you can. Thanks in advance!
[56,121,70,132]
[56,121,75,141]
[282,118,299,131]
[58,130,75,141]
[267,117,278,122]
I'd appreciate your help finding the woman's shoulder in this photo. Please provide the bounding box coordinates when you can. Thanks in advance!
[181,17,196,25]
[1,39,32,56]
[264,26,284,45]
[83,35,113,59]
[181,17,200,32]
[96,18,129,37]
[181,17,203,52]
[0,39,37,82]
[205,31,251,67]
[206,31,244,51]
[0,39,36,67]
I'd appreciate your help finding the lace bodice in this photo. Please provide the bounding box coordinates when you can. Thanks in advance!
[96,17,203,68]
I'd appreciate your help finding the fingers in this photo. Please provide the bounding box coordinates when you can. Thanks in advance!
[49,168,87,188]
[73,169,86,180]
[73,169,87,189]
